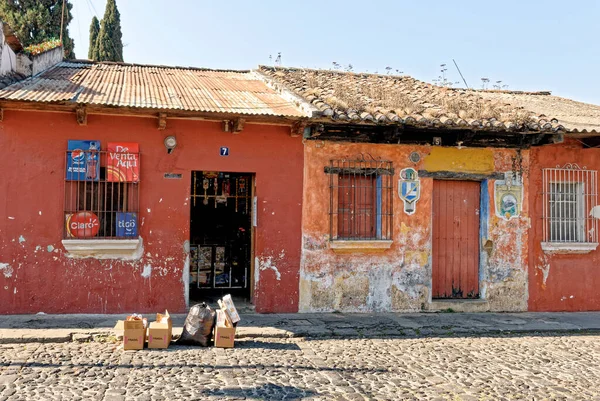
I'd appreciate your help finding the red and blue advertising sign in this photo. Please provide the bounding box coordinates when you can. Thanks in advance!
[116,212,138,237]
[107,142,140,182]
[66,140,100,181]
[65,211,100,238]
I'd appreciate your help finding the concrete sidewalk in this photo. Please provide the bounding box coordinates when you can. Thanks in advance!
[1,311,599,344]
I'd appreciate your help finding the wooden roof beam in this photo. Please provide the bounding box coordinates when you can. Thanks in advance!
[158,113,167,130]
[76,105,87,126]
[232,118,245,133]
[291,121,307,137]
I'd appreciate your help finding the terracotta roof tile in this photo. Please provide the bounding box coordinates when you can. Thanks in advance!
[0,61,307,118]
[477,91,600,133]
[258,66,599,134]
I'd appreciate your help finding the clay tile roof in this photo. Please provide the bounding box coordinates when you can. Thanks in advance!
[476,91,600,134]
[258,66,600,134]
[0,61,307,118]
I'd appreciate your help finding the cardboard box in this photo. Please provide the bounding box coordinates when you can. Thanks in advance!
[219,294,241,324]
[123,319,146,350]
[214,310,236,348]
[147,311,172,349]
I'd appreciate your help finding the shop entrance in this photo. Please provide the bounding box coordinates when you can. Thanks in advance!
[189,171,253,305]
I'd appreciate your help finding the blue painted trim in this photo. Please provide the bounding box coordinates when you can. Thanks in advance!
[376,176,382,238]
[479,180,489,284]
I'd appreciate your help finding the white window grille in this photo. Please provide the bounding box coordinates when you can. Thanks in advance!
[542,164,598,245]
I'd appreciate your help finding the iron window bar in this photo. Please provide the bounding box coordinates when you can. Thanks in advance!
[326,154,393,241]
[542,164,598,244]
[63,150,140,240]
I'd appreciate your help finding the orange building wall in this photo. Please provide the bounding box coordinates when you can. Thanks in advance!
[300,140,530,312]
[529,140,600,311]
[0,110,303,314]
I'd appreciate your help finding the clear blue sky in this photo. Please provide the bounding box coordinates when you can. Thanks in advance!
[70,0,600,104]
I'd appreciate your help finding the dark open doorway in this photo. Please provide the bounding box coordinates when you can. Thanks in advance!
[189,171,253,306]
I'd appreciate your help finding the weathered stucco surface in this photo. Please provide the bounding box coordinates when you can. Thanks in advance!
[528,140,600,311]
[0,111,303,314]
[0,22,17,76]
[299,141,529,312]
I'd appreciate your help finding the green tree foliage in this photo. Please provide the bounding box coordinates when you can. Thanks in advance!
[96,0,123,62]
[0,0,75,59]
[88,16,100,60]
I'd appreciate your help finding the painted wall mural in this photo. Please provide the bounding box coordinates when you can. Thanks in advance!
[494,172,523,221]
[398,168,421,215]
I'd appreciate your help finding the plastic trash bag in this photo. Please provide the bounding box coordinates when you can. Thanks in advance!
[177,302,216,346]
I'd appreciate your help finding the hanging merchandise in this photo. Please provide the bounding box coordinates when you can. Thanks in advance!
[235,178,239,212]
[239,178,247,214]
[214,178,219,208]
[193,172,197,206]
[203,178,209,205]
[223,179,231,206]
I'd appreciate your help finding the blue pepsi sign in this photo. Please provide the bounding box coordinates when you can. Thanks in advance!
[66,140,100,181]
[116,212,138,237]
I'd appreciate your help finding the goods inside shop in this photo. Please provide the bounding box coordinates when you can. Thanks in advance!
[189,171,253,303]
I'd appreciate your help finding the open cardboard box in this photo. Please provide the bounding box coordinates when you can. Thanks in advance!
[114,317,147,350]
[218,294,241,324]
[147,310,172,349]
[214,309,236,348]
[114,315,148,351]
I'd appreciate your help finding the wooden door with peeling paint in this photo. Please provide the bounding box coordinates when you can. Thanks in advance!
[432,180,480,299]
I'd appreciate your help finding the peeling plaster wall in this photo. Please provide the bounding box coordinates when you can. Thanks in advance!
[299,141,529,313]
[16,46,63,77]
[0,23,17,75]
[528,141,600,311]
[0,111,303,314]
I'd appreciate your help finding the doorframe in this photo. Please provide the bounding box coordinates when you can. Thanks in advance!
[250,175,256,304]
[186,171,256,305]
[424,171,498,303]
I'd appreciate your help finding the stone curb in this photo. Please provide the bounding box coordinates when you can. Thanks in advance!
[1,326,599,345]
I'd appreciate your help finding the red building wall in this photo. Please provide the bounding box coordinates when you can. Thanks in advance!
[529,140,600,311]
[0,110,303,314]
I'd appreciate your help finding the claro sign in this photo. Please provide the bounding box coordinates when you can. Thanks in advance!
[66,212,100,238]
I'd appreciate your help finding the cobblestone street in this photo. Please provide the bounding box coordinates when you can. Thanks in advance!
[1,333,600,400]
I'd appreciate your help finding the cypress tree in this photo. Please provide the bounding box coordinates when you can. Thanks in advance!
[88,16,100,60]
[96,0,123,62]
[0,0,76,59]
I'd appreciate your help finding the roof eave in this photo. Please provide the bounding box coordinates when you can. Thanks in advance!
[252,69,321,118]
[0,99,307,124]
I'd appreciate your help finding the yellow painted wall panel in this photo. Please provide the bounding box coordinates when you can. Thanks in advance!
[423,147,494,173]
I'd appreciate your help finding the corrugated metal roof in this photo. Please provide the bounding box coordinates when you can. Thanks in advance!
[0,61,306,117]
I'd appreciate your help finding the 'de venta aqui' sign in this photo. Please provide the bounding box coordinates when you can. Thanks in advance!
[107,142,140,182]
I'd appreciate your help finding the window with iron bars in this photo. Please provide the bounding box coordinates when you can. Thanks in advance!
[64,150,140,239]
[327,156,393,241]
[542,164,598,244]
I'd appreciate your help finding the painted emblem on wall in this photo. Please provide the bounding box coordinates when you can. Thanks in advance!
[494,172,523,221]
[399,168,421,215]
